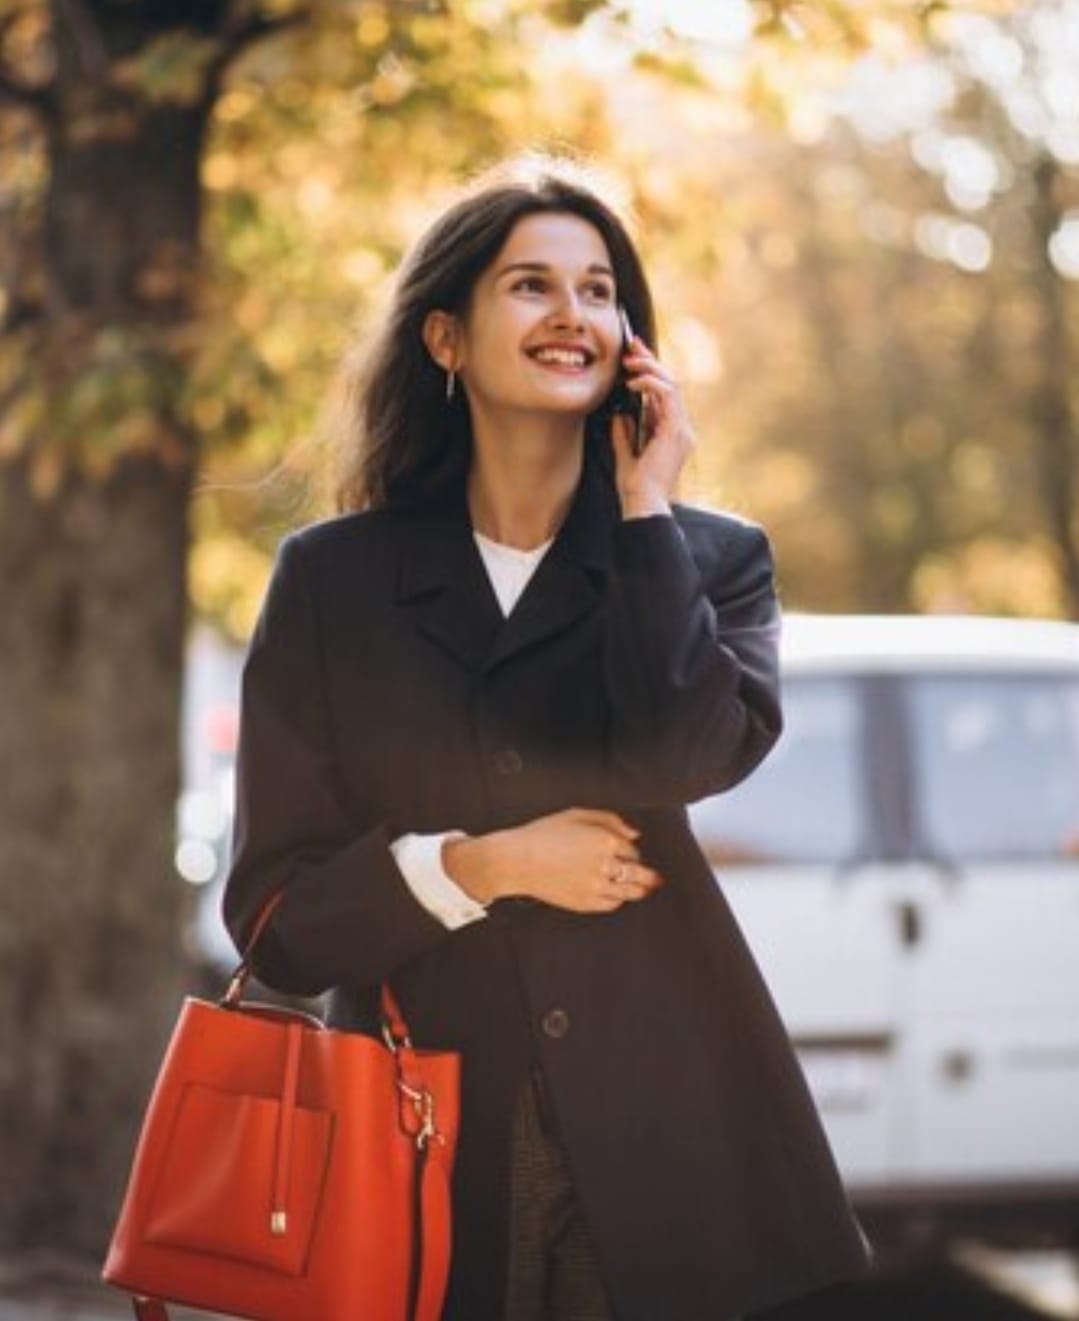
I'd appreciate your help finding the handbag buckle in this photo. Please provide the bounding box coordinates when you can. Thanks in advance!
[221,967,246,1009]
[382,1021,413,1053]
[397,1079,442,1150]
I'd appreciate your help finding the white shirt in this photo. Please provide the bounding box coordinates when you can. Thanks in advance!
[389,531,554,929]
[473,530,554,617]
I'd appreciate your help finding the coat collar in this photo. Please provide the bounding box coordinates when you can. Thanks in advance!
[394,445,619,676]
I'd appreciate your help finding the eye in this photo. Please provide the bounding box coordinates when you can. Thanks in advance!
[512,275,547,294]
[583,280,614,304]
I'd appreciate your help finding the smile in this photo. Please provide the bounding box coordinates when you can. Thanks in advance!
[527,346,595,369]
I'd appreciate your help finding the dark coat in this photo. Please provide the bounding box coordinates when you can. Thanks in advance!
[223,445,872,1321]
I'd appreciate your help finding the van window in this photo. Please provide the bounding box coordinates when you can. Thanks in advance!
[908,675,1079,862]
[690,678,864,865]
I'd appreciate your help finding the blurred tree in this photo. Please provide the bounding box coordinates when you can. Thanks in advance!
[787,1,1079,616]
[813,1,1079,617]
[652,2,1079,617]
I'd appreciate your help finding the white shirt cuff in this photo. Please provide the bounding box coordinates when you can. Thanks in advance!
[390,831,489,930]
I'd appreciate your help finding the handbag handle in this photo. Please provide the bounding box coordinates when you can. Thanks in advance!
[220,891,414,1053]
[220,890,286,1009]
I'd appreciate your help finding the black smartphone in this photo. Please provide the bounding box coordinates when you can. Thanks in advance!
[605,305,647,456]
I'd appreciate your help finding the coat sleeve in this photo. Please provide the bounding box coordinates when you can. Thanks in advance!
[602,511,783,807]
[222,534,449,996]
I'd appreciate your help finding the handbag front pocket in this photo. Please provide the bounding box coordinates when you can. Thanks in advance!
[144,1081,334,1276]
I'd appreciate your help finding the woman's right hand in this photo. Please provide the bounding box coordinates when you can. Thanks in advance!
[443,807,665,913]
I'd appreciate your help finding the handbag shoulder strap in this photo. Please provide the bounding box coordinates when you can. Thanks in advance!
[380,984,454,1321]
[131,1302,167,1321]
[416,1134,453,1321]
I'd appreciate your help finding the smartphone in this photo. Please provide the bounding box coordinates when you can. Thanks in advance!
[606,305,647,456]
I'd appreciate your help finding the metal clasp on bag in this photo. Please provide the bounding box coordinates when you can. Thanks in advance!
[221,963,248,1009]
[382,1006,443,1149]
[396,1078,443,1151]
[382,1020,412,1053]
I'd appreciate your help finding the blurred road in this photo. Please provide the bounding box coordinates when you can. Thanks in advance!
[2,1248,1077,1321]
[0,1289,199,1321]
[759,1249,1079,1321]
[0,1289,211,1321]
[0,1290,216,1320]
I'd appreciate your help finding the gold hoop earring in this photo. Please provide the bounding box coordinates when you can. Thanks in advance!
[445,369,456,402]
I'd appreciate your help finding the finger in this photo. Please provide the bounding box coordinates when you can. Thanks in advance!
[616,859,661,884]
[615,867,665,901]
[624,335,660,364]
[615,882,652,903]
[623,352,672,383]
[603,844,641,874]
[625,372,675,398]
[621,384,691,449]
[604,877,650,904]
[572,808,640,840]
[604,857,641,888]
[581,885,624,913]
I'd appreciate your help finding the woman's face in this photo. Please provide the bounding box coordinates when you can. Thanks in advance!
[453,211,623,424]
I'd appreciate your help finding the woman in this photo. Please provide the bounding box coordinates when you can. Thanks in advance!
[224,156,871,1321]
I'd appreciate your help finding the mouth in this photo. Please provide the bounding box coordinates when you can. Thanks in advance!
[526,344,596,370]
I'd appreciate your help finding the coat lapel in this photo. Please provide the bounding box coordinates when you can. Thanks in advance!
[484,454,616,673]
[394,447,619,677]
[394,502,503,675]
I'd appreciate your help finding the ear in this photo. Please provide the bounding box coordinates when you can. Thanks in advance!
[422,309,463,373]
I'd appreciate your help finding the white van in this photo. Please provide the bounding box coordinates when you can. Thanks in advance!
[689,614,1079,1251]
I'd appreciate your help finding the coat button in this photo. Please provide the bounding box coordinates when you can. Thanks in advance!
[493,747,524,776]
[541,1008,570,1039]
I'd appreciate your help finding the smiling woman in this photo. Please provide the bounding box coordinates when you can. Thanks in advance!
[421,212,624,475]
[223,154,871,1321]
[336,157,658,519]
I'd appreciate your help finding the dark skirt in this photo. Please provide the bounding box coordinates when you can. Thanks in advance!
[502,1071,615,1321]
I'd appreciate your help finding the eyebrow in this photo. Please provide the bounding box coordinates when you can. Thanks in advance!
[495,260,615,280]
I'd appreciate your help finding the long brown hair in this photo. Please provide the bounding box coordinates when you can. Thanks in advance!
[336,155,657,512]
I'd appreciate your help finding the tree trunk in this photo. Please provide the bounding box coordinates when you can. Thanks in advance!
[0,0,229,1269]
[0,453,192,1260]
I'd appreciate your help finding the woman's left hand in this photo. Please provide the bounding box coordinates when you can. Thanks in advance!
[610,336,697,518]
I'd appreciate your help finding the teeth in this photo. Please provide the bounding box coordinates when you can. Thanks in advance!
[532,347,589,367]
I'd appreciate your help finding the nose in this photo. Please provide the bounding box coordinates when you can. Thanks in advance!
[547,283,586,329]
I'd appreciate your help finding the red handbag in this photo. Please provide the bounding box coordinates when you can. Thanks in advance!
[102,895,460,1321]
